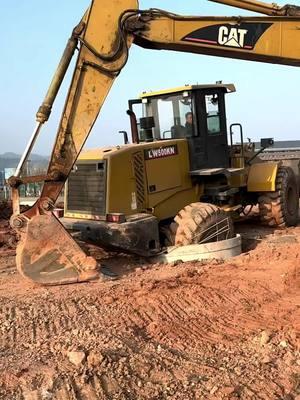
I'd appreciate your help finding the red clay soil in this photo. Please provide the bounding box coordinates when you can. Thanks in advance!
[0,221,299,399]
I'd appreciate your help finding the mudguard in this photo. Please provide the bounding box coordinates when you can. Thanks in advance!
[247,162,278,192]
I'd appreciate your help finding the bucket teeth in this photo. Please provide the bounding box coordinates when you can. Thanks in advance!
[16,214,99,285]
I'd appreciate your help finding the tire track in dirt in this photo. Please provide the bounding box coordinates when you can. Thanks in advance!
[126,280,281,351]
[0,233,299,399]
[0,278,292,352]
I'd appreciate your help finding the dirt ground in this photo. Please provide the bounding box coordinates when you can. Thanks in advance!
[0,210,299,399]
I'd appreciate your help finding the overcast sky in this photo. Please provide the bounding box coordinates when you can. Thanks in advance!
[2,0,300,155]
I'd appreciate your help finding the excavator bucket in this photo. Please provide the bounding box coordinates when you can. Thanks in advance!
[16,213,99,285]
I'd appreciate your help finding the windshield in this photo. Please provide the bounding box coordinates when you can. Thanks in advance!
[137,91,196,141]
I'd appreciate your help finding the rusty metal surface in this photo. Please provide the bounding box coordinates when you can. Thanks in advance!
[11,188,20,216]
[16,214,99,285]
[8,174,56,188]
[127,110,139,144]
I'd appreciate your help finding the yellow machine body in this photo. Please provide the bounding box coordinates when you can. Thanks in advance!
[65,139,200,222]
[65,142,281,221]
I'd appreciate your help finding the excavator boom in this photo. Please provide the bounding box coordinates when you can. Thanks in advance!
[133,10,300,66]
[11,0,300,285]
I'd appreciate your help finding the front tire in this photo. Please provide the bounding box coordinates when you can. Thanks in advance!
[166,202,234,246]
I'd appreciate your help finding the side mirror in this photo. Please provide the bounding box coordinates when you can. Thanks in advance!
[260,138,274,148]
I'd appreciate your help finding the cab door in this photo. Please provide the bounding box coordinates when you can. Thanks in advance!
[190,89,229,169]
[196,89,230,168]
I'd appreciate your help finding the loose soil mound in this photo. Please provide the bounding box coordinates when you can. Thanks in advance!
[0,224,299,399]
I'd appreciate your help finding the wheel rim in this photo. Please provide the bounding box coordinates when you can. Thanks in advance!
[198,216,232,244]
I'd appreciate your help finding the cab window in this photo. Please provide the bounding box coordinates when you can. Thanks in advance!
[205,94,221,135]
[139,91,196,141]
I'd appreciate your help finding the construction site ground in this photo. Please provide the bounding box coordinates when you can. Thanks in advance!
[0,211,299,399]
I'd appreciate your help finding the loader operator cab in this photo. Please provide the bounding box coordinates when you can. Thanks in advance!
[128,83,236,169]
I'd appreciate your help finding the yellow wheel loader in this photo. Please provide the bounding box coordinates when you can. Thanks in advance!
[62,83,299,256]
[9,0,300,285]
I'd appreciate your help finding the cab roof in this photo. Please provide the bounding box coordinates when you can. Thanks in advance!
[140,83,236,99]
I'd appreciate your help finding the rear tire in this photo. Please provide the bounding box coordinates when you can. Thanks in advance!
[166,202,234,246]
[258,166,299,227]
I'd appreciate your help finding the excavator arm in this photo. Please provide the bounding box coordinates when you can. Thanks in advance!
[11,0,139,285]
[10,0,300,285]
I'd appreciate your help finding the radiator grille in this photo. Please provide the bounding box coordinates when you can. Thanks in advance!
[133,152,146,209]
[66,162,106,217]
